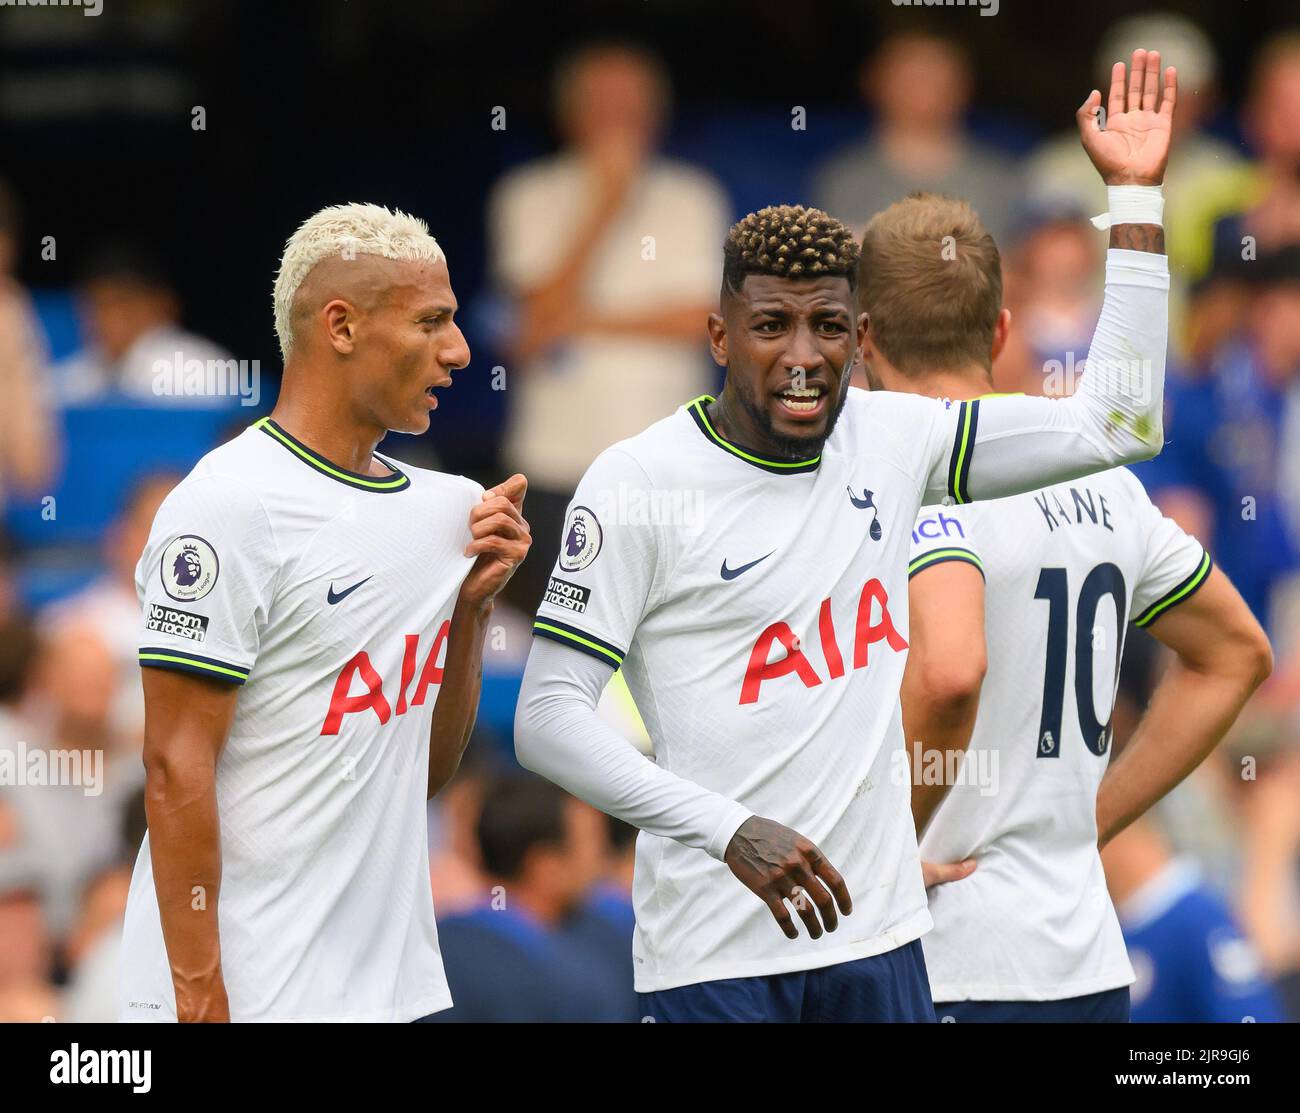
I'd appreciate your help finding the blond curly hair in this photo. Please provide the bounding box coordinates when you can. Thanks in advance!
[722,204,859,293]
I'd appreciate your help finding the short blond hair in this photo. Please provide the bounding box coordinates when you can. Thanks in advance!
[272,203,445,360]
[857,193,1002,377]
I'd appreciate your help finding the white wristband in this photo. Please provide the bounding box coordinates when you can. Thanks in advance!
[1089,184,1164,230]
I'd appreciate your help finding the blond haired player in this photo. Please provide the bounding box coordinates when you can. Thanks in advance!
[120,204,530,1022]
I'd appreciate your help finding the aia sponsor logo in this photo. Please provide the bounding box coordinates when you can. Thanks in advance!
[740,579,906,704]
[320,621,449,735]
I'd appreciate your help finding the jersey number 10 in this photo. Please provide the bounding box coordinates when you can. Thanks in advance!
[1033,563,1128,759]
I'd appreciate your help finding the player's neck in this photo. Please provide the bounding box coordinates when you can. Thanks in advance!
[270,370,391,477]
[708,387,819,462]
[901,366,992,403]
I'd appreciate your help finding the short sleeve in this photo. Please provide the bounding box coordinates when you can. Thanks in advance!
[531,448,659,669]
[908,504,985,581]
[1123,471,1213,628]
[136,476,281,685]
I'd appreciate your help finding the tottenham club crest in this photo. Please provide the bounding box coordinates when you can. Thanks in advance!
[160,535,220,602]
[558,505,602,572]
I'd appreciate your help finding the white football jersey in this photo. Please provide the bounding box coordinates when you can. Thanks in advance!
[532,389,999,993]
[911,467,1211,1003]
[120,418,481,1022]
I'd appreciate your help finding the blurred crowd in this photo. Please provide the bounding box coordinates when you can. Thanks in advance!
[1,12,1298,1022]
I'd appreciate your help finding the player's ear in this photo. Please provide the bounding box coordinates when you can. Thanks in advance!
[706,310,728,369]
[860,335,886,392]
[322,298,358,355]
[856,310,869,355]
[990,307,1012,363]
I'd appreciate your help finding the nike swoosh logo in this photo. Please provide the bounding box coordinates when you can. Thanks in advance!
[720,552,775,581]
[327,575,373,605]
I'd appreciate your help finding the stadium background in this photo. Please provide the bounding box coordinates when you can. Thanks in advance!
[0,0,1298,1021]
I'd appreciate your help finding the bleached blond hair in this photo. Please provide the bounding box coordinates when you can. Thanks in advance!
[272,203,446,360]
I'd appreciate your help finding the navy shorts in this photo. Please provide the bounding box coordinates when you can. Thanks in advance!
[638,939,937,1022]
[934,986,1131,1023]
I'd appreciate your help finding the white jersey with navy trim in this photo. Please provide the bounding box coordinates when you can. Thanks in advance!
[521,246,1169,992]
[910,467,1211,1003]
[532,390,966,991]
[121,418,481,1022]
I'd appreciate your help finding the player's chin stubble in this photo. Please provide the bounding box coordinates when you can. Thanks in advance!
[732,363,853,461]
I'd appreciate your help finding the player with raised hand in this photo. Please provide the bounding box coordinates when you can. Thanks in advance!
[515,51,1175,1021]
[889,191,1270,1020]
[865,55,1270,1021]
[119,204,530,1022]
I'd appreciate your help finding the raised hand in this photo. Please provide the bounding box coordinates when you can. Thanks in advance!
[724,816,852,940]
[460,473,531,608]
[1076,49,1177,186]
